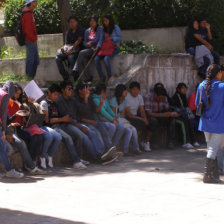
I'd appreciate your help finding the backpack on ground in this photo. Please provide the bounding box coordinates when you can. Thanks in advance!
[15,11,31,46]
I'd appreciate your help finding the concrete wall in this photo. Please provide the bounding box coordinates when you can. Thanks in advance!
[0,27,187,55]
[2,54,222,97]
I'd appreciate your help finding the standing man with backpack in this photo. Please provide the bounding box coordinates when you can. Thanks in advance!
[22,0,39,80]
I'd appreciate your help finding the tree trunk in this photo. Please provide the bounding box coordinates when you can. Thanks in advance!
[57,0,72,42]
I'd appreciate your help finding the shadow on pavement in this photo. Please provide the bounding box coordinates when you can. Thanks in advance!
[0,147,208,182]
[0,208,86,224]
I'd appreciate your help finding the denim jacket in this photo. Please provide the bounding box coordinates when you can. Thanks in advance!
[102,25,122,47]
[83,26,104,48]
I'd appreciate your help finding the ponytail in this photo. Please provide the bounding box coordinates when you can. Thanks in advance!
[205,64,221,106]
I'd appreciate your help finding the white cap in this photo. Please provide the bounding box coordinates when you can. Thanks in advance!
[25,0,36,5]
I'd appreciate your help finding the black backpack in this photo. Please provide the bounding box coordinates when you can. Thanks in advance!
[15,11,32,46]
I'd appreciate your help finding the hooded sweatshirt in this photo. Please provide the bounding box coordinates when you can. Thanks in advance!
[0,81,15,132]
[22,8,37,43]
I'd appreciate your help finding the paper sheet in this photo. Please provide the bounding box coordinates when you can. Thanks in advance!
[24,80,44,102]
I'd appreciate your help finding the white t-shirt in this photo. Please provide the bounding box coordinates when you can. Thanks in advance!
[126,92,144,115]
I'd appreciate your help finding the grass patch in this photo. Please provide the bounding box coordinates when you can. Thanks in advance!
[0,72,30,82]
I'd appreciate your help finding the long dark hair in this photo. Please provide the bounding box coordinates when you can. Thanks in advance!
[103,14,115,34]
[205,64,221,106]
[89,16,99,32]
[176,83,187,94]
[115,84,127,105]
[13,83,23,103]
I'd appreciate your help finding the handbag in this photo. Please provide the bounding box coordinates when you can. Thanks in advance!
[196,86,204,116]
[97,34,115,56]
[176,94,195,120]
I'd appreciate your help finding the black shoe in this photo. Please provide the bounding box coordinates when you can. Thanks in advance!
[71,71,79,81]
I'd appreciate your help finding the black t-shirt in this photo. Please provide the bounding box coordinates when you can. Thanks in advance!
[75,94,96,121]
[185,28,201,50]
[65,26,84,45]
[199,28,208,41]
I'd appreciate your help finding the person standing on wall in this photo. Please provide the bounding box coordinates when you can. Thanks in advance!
[195,64,224,184]
[22,0,39,80]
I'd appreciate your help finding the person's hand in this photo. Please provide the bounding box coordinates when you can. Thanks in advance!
[163,112,173,117]
[89,120,97,126]
[61,46,65,53]
[87,42,91,48]
[205,23,211,30]
[16,110,29,117]
[206,43,213,51]
[170,112,180,118]
[113,119,118,127]
[144,119,149,125]
[1,131,6,141]
[100,95,105,104]
[80,126,88,134]
[6,135,14,144]
[62,115,73,123]
[28,98,35,104]
[10,122,21,127]
[65,48,73,56]
[105,36,112,42]
[94,46,100,53]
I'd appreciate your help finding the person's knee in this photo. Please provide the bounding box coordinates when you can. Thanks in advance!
[104,56,110,65]
[94,56,100,63]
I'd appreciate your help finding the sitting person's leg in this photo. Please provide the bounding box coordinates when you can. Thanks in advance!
[103,47,120,80]
[41,126,62,168]
[11,134,46,175]
[186,47,195,55]
[123,128,133,154]
[211,51,220,65]
[55,49,70,80]
[54,126,87,169]
[94,55,105,81]
[40,130,54,169]
[29,134,44,163]
[131,126,141,153]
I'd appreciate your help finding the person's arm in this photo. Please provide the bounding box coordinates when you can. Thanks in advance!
[83,29,90,48]
[1,95,9,132]
[126,106,145,121]
[111,25,122,42]
[206,23,212,40]
[194,33,213,50]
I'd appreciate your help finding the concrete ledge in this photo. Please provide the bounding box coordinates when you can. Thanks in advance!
[0,143,73,172]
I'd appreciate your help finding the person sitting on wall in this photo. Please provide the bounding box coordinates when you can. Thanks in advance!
[94,14,122,83]
[55,16,84,81]
[144,84,178,149]
[197,18,220,65]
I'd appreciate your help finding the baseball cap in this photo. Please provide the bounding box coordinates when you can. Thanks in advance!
[25,0,37,5]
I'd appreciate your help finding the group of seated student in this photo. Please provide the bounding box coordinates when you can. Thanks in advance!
[56,14,122,83]
[185,17,220,78]
[0,79,202,178]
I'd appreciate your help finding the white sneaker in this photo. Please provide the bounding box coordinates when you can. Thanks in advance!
[142,142,151,152]
[40,157,47,169]
[193,142,200,147]
[30,167,47,175]
[73,162,87,169]
[182,143,194,149]
[6,169,24,179]
[80,159,90,166]
[48,156,54,168]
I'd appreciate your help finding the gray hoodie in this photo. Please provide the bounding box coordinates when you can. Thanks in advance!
[0,81,15,131]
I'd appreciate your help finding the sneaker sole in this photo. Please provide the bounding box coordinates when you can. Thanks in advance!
[101,146,117,161]
[102,155,119,166]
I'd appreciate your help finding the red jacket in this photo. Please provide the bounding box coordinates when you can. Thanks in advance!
[21,8,37,43]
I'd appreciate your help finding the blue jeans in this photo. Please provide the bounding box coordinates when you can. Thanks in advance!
[211,50,220,65]
[79,123,105,162]
[25,41,40,79]
[41,126,62,158]
[0,129,12,171]
[123,127,140,153]
[204,132,224,160]
[102,122,125,147]
[55,48,79,80]
[94,47,120,79]
[11,134,35,169]
[52,124,81,163]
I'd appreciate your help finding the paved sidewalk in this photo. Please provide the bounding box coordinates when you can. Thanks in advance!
[0,147,224,224]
